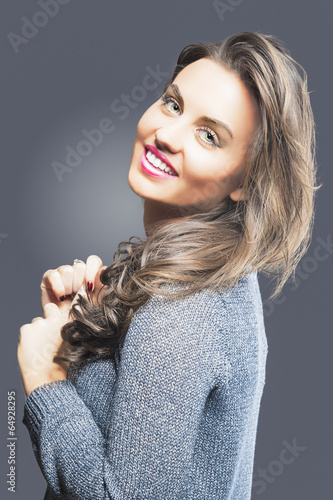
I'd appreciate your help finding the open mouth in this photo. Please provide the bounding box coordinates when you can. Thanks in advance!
[144,147,178,177]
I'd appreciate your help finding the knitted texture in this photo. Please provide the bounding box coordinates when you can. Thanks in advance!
[22,269,268,499]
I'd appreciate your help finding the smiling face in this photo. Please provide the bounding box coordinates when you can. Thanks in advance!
[128,58,260,226]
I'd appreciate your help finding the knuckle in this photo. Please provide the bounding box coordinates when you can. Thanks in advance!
[49,270,60,280]
[87,254,102,265]
[42,268,55,277]
[58,265,73,274]
[31,316,43,323]
[20,324,30,334]
[75,261,86,269]
[41,268,55,283]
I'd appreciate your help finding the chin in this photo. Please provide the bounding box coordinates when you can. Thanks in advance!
[127,167,149,200]
[127,168,140,196]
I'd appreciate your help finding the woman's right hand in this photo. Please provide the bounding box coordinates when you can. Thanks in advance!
[40,255,107,316]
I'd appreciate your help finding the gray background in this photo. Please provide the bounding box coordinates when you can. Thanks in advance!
[1,0,332,498]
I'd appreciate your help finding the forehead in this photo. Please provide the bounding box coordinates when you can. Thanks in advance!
[172,58,260,141]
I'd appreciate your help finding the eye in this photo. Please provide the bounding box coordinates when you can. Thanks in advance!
[160,93,181,114]
[196,127,220,148]
[160,92,221,148]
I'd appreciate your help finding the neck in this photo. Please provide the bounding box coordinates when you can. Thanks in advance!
[143,199,184,236]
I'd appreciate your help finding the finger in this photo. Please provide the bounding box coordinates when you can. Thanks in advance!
[72,260,86,293]
[31,316,44,323]
[43,302,61,319]
[56,265,74,296]
[41,269,67,301]
[70,284,88,313]
[85,255,103,293]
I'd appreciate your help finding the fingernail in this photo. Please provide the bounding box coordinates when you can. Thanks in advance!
[87,281,93,292]
[59,296,65,302]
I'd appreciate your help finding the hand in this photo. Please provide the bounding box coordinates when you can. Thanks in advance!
[18,255,108,397]
[40,255,107,315]
[17,302,71,397]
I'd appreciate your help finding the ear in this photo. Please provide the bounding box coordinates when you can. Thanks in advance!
[229,187,247,202]
[229,187,247,201]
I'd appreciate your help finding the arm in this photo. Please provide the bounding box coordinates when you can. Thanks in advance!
[22,288,230,499]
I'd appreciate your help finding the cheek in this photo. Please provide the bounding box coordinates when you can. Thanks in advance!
[184,151,231,184]
[184,149,245,199]
[136,106,158,140]
[214,144,248,182]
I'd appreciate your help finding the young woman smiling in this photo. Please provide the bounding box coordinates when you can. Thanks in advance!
[18,32,319,499]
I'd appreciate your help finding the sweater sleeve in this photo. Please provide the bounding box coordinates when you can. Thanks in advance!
[22,288,230,499]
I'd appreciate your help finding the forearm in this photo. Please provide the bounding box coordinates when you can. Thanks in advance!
[23,380,111,499]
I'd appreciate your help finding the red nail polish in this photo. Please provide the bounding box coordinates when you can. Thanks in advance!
[87,281,93,292]
[59,295,65,301]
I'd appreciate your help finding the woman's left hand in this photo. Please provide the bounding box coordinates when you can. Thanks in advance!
[17,301,71,397]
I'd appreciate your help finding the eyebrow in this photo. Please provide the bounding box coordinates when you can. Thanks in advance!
[166,83,234,140]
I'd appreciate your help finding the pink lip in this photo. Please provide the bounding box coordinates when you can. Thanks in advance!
[145,144,178,175]
[140,146,179,179]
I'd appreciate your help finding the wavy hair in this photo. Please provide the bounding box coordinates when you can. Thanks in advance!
[54,31,321,370]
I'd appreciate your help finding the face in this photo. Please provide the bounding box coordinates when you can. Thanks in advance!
[128,57,260,216]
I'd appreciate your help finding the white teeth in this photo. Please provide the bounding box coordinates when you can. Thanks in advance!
[146,149,175,175]
[147,151,166,169]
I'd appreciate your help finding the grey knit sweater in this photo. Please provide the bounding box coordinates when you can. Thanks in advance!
[22,269,268,499]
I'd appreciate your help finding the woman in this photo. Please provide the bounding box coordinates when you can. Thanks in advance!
[17,32,319,499]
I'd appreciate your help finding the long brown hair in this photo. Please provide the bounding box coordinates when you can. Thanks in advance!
[54,32,321,370]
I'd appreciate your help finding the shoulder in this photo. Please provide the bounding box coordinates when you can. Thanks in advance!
[133,269,264,331]
[211,269,266,341]
[124,270,266,384]
[213,268,264,320]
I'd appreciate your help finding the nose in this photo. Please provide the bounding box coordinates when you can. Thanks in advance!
[154,121,185,154]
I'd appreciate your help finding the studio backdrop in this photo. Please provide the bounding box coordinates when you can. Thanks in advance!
[1,1,332,498]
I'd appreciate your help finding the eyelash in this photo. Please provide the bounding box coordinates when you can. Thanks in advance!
[160,92,221,148]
